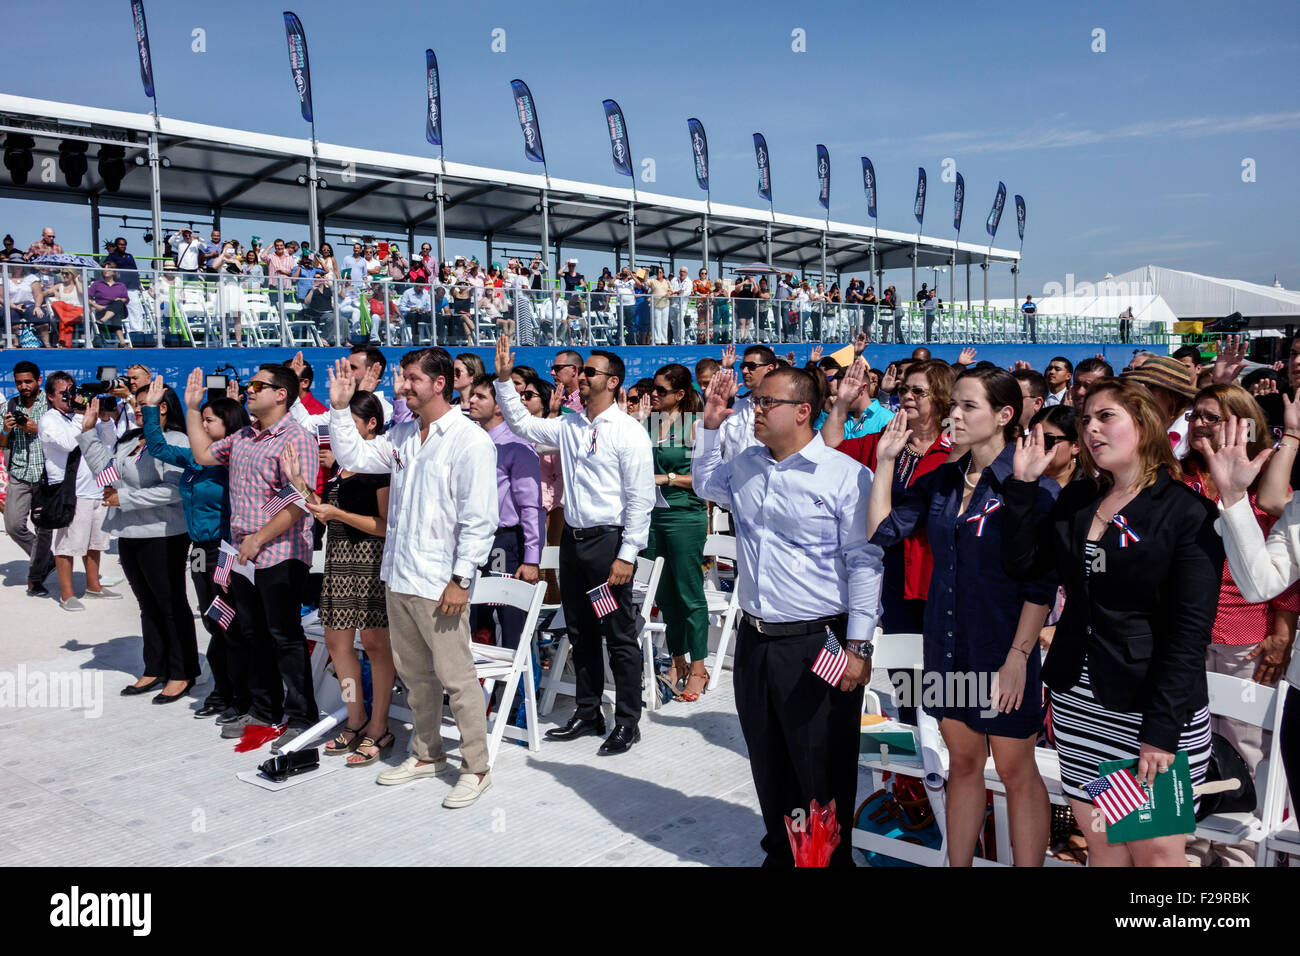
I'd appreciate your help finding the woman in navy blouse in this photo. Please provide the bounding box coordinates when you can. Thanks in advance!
[869,365,1059,866]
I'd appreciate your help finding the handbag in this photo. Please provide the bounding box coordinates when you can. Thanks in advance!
[1195,732,1257,819]
[31,447,81,530]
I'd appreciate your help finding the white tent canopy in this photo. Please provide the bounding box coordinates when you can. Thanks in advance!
[1093,266,1300,321]
[986,292,1177,328]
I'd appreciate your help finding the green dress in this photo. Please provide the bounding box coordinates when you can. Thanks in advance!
[644,415,709,661]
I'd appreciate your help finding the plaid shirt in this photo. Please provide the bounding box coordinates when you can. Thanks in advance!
[4,391,48,483]
[24,239,63,259]
[209,414,318,569]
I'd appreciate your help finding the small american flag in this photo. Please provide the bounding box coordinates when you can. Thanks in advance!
[316,423,331,447]
[1083,768,1149,825]
[811,628,848,685]
[94,463,120,488]
[261,483,307,518]
[588,582,618,618]
[213,548,235,587]
[205,596,236,630]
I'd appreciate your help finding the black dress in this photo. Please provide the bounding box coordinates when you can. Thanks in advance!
[319,472,390,631]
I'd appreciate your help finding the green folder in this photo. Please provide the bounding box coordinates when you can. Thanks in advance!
[859,723,918,756]
[1098,750,1196,844]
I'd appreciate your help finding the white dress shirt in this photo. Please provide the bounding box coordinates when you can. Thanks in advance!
[494,381,653,563]
[718,394,761,462]
[1217,494,1300,687]
[168,232,204,272]
[692,427,883,643]
[329,404,498,602]
[1042,387,1067,408]
[292,390,393,431]
[39,409,99,498]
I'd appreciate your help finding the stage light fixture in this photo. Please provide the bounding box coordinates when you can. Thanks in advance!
[97,145,127,192]
[3,133,35,185]
[57,140,89,188]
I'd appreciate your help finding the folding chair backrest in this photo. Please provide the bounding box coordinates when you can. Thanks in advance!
[870,632,924,671]
[1206,671,1278,729]
[634,555,665,628]
[703,533,736,562]
[468,575,545,633]
[539,545,560,570]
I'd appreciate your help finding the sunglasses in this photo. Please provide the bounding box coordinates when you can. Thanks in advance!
[551,363,577,373]
[519,389,540,402]
[244,380,281,395]
[582,366,611,378]
[753,396,805,411]
[898,385,931,398]
[740,361,771,372]
[651,385,674,396]
[1041,433,1070,450]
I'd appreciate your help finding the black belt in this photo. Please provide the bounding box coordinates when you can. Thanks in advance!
[741,611,847,638]
[496,524,521,534]
[566,523,622,541]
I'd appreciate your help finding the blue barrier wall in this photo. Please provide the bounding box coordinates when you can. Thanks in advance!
[4,343,1129,394]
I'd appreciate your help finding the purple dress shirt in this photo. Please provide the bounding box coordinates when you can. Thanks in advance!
[488,421,544,564]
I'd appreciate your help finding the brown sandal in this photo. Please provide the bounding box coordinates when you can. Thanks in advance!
[324,721,367,756]
[676,667,710,702]
[346,731,395,766]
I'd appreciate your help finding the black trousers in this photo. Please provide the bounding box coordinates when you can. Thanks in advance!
[192,540,248,712]
[1282,685,1300,814]
[118,533,200,682]
[559,524,642,727]
[228,558,316,726]
[733,618,863,867]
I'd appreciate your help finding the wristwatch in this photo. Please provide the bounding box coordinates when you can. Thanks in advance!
[846,640,873,661]
[451,574,473,590]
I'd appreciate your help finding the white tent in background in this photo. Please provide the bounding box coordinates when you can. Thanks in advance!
[1098,266,1300,322]
[986,292,1178,336]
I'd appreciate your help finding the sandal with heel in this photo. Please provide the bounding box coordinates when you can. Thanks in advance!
[676,667,710,702]
[324,720,368,757]
[346,730,395,766]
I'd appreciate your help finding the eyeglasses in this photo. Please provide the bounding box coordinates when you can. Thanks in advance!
[244,380,281,395]
[1185,409,1224,425]
[582,366,611,378]
[753,396,805,411]
[899,385,931,398]
[1041,434,1069,450]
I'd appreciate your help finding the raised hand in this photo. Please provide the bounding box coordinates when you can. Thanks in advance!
[547,385,563,416]
[392,365,407,400]
[281,443,303,484]
[785,351,796,366]
[853,330,868,355]
[810,344,824,363]
[80,397,100,433]
[701,369,736,430]
[880,363,899,394]
[633,392,651,423]
[834,358,867,412]
[1011,359,1032,372]
[288,349,305,380]
[1197,414,1271,507]
[225,377,240,402]
[495,333,514,382]
[1212,334,1247,384]
[720,343,736,369]
[1013,424,1056,482]
[1252,376,1279,397]
[144,374,167,407]
[358,359,383,394]
[958,347,977,365]
[328,356,357,411]
[184,367,206,410]
[616,388,628,412]
[875,407,912,463]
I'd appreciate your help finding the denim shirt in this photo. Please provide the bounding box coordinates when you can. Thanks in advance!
[872,443,1059,683]
[141,405,231,544]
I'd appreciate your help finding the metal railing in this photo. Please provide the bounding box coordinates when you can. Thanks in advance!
[0,263,1169,350]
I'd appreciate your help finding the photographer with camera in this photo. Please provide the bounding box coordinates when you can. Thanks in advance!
[2,361,55,595]
[38,372,123,611]
[78,386,197,702]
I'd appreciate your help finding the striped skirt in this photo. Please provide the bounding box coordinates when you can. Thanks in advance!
[513,294,536,346]
[1050,658,1211,809]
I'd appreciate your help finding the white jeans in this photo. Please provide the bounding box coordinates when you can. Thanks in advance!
[669,299,687,344]
[652,305,670,344]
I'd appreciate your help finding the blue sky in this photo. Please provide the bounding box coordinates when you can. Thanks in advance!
[1,0,1297,299]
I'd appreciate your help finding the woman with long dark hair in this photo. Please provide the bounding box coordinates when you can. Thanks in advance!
[1027,404,1082,488]
[78,383,197,703]
[1005,378,1221,866]
[869,366,1057,865]
[645,363,710,700]
[142,377,251,720]
[282,390,394,765]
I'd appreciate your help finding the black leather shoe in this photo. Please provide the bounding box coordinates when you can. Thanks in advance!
[120,677,163,697]
[215,708,246,725]
[152,680,195,705]
[194,703,226,719]
[544,714,606,742]
[597,724,641,756]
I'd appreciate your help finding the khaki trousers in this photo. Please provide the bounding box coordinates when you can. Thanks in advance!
[386,588,489,775]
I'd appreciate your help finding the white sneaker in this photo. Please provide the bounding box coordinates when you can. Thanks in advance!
[442,771,492,809]
[376,754,451,786]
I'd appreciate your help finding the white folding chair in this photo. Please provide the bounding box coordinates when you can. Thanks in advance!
[703,534,740,690]
[1261,681,1298,865]
[539,555,665,716]
[1197,672,1286,864]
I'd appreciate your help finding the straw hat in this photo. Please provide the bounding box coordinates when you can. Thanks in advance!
[1121,354,1196,399]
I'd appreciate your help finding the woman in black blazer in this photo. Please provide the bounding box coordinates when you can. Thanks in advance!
[1001,378,1224,867]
